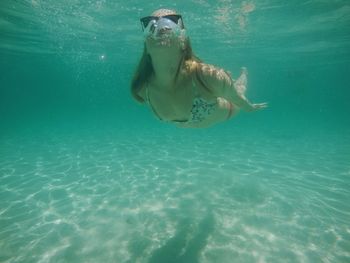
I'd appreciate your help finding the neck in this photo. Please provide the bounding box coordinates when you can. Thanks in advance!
[150,48,183,90]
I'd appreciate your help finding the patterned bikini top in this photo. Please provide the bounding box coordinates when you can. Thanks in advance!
[146,79,217,124]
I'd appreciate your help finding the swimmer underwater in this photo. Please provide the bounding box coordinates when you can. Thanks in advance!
[131,9,267,128]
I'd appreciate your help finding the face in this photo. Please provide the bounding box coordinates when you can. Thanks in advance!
[140,10,186,53]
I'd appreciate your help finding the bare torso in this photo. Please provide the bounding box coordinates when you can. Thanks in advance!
[140,74,213,120]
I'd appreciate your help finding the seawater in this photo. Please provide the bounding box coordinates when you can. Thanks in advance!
[1,1,350,263]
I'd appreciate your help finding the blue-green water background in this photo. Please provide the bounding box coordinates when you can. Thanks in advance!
[1,1,350,262]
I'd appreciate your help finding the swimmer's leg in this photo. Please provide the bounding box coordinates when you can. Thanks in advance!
[234,67,248,96]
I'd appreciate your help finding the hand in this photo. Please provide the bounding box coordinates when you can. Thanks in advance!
[248,102,268,112]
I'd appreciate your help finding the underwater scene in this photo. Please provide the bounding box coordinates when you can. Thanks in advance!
[1,0,350,262]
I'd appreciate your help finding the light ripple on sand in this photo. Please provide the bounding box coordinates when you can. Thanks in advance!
[0,131,349,262]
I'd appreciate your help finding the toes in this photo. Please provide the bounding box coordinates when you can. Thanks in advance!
[241,67,248,75]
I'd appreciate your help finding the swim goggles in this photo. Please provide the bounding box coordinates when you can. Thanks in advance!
[140,14,185,31]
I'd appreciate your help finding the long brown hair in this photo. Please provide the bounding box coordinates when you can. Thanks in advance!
[130,36,202,103]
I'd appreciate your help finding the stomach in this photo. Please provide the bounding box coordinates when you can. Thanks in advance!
[175,97,238,128]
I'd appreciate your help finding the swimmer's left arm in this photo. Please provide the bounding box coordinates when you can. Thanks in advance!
[198,65,264,111]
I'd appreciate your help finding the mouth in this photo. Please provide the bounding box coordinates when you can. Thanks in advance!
[155,29,172,39]
[155,38,172,47]
[148,31,173,46]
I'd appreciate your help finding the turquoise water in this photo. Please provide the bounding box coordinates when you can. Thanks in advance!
[1,1,350,262]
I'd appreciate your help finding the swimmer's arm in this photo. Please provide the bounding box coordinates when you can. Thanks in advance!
[137,86,148,104]
[198,67,256,111]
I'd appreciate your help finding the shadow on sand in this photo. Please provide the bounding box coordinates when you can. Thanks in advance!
[148,212,215,263]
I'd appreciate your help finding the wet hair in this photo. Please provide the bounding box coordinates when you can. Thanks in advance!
[151,8,176,17]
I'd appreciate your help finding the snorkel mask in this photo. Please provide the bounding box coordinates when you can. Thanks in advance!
[140,14,185,41]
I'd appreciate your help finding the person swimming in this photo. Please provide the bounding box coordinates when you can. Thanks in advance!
[131,8,267,128]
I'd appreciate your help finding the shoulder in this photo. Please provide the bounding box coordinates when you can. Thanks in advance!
[200,63,232,85]
[185,60,233,95]
[185,60,231,82]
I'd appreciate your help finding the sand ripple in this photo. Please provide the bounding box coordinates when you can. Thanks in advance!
[1,130,349,262]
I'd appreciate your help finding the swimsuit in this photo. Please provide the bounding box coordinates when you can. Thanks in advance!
[146,79,217,124]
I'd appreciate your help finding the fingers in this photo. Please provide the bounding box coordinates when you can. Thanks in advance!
[258,102,268,108]
[253,102,268,111]
[240,67,248,75]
